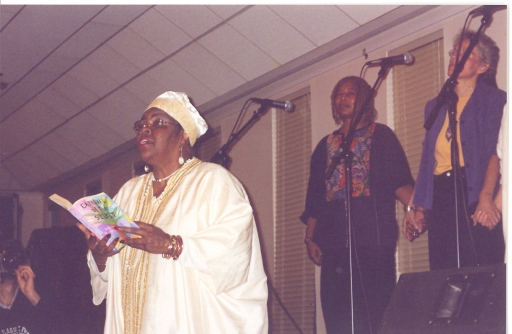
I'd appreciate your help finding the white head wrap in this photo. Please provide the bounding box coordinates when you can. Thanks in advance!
[145,91,208,146]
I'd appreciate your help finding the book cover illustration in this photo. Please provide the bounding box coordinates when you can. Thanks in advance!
[49,192,139,252]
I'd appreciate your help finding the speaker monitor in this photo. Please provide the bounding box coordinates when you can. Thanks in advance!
[380,263,505,334]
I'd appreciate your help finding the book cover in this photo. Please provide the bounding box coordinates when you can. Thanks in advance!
[49,192,139,251]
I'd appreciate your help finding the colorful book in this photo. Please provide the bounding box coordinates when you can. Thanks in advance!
[49,192,139,251]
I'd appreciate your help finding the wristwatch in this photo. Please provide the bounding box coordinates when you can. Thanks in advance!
[304,238,312,244]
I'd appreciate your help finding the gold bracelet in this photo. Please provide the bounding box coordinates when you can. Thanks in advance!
[173,235,183,260]
[162,234,175,259]
[162,235,184,260]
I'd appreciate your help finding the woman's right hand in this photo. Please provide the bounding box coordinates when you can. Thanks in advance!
[76,223,119,264]
[402,210,418,241]
[306,241,322,266]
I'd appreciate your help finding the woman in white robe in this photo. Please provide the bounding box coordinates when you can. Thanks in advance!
[78,91,268,334]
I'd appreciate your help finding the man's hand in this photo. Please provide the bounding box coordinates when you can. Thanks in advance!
[15,265,40,306]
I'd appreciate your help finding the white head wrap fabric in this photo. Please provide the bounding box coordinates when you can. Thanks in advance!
[145,91,208,146]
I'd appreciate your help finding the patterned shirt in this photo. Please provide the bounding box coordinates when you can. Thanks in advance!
[326,123,376,201]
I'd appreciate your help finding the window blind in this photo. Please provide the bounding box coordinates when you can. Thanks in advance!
[272,91,315,333]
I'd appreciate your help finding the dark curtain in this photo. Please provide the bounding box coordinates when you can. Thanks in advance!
[27,226,105,334]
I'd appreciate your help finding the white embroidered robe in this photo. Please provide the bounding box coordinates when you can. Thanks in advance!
[87,161,268,333]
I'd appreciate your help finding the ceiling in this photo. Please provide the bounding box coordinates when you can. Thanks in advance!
[0,4,439,191]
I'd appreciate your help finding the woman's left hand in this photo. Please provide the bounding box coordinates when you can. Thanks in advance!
[117,222,170,254]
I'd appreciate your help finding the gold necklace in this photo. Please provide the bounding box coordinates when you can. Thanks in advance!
[121,158,202,334]
[152,158,193,182]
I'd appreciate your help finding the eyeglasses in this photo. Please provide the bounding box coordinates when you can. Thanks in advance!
[133,118,177,133]
[448,49,479,60]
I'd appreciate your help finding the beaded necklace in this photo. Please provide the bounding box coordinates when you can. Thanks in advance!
[121,158,201,334]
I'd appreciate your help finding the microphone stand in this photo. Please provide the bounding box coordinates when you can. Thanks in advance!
[423,13,492,268]
[210,104,269,169]
[325,64,390,334]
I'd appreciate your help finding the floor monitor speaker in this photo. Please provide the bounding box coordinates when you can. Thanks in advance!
[380,263,505,334]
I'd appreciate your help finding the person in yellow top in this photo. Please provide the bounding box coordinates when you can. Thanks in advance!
[404,30,506,270]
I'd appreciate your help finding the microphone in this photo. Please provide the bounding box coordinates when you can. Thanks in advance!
[365,52,414,66]
[469,5,506,16]
[250,98,295,112]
